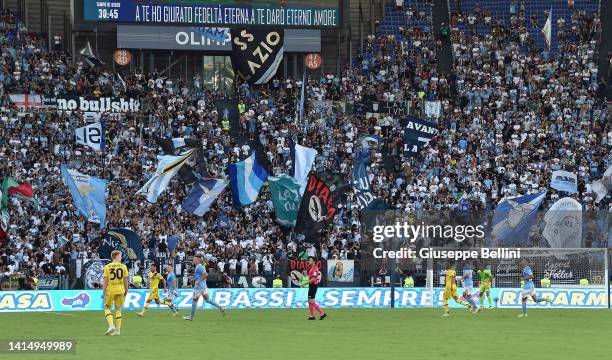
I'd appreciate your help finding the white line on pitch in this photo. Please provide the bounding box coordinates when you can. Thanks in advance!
[44,312,79,317]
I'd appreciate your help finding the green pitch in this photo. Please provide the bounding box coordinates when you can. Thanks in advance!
[1,308,611,360]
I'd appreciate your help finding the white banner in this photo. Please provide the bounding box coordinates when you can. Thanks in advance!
[327,260,354,282]
[550,170,578,193]
[424,100,441,118]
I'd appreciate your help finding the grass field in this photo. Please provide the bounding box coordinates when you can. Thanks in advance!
[1,308,611,360]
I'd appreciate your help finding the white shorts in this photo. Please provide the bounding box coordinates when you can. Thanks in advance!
[193,288,209,298]
[463,285,473,297]
[164,291,178,301]
[522,288,537,299]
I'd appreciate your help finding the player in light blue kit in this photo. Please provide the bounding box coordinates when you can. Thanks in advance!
[183,254,225,321]
[518,258,551,318]
[462,264,479,313]
[162,264,178,316]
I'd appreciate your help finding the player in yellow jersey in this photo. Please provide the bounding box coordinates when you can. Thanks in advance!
[442,262,468,317]
[136,264,170,317]
[102,250,129,335]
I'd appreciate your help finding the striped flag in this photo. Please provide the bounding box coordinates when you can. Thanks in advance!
[138,149,195,203]
[182,178,226,216]
[228,152,269,207]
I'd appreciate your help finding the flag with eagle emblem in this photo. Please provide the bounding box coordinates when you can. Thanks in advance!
[182,178,227,216]
[60,164,108,228]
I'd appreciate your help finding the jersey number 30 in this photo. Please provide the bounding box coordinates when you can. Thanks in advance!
[109,268,124,280]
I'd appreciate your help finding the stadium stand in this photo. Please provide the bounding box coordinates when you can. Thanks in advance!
[0,1,610,292]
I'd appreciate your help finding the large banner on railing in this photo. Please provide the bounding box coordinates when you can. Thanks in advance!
[47,96,142,113]
[0,288,609,312]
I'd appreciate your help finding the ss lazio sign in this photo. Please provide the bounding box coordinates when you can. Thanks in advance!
[231,28,284,84]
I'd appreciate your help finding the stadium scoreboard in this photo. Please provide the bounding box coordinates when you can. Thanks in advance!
[84,1,340,28]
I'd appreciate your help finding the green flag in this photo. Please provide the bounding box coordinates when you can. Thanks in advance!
[269,175,301,227]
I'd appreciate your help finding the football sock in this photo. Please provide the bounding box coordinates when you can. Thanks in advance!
[141,302,149,314]
[104,309,114,327]
[467,297,477,309]
[522,301,527,315]
[487,295,493,307]
[443,303,449,313]
[313,302,324,315]
[534,298,547,303]
[190,301,198,318]
[205,299,221,309]
[115,310,122,330]
[308,303,315,317]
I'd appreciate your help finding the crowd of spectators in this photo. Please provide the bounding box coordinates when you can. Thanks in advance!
[0,2,610,286]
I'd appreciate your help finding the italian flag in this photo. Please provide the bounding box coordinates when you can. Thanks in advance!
[1,177,38,208]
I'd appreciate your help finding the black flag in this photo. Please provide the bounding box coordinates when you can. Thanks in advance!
[401,116,439,157]
[231,28,284,85]
[295,173,347,243]
[154,137,207,185]
[79,41,104,68]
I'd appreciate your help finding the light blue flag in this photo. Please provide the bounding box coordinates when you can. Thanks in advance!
[60,164,108,228]
[228,152,269,207]
[355,134,382,162]
[492,191,546,245]
[182,178,226,216]
[291,143,317,196]
[550,170,578,193]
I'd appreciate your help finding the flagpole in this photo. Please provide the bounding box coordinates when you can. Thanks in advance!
[300,67,306,132]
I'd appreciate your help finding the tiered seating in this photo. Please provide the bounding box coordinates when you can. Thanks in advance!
[361,1,435,61]
[448,0,600,52]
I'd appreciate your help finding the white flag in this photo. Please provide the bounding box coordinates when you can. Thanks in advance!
[75,121,106,151]
[137,150,195,203]
[292,144,317,196]
[542,9,552,48]
[9,94,42,109]
[543,197,582,248]
[590,180,607,203]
